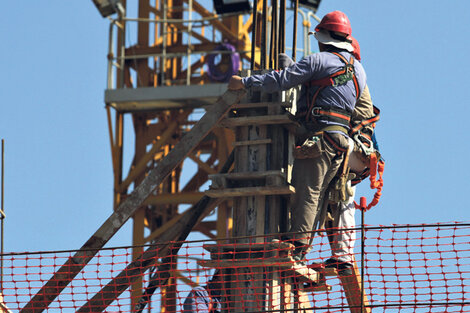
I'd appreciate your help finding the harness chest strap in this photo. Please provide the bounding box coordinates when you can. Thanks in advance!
[304,52,359,125]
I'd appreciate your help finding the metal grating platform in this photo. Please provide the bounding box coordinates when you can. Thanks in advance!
[105,83,228,112]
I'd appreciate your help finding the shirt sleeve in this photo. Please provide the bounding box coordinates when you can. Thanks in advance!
[241,55,320,93]
[351,84,375,135]
[183,288,211,313]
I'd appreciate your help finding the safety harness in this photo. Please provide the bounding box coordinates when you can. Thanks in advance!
[299,51,384,211]
[299,51,360,133]
[348,105,384,211]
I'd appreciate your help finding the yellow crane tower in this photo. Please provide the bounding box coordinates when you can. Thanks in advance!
[98,0,310,309]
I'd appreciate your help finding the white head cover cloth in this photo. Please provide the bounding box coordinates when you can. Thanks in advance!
[311,29,354,52]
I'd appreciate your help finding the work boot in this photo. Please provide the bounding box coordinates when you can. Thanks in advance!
[291,241,309,262]
[324,258,353,276]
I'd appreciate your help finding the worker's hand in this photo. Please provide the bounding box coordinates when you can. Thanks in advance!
[228,75,244,90]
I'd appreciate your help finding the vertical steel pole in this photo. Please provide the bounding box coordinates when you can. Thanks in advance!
[360,197,367,313]
[270,0,278,69]
[280,0,286,54]
[162,2,168,84]
[1,139,4,291]
[292,0,298,61]
[261,0,268,69]
[269,4,274,69]
[250,0,258,70]
[186,0,193,85]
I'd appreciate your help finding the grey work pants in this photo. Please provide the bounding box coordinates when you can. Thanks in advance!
[289,133,348,245]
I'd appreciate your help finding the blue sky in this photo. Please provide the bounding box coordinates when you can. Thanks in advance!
[1,0,469,254]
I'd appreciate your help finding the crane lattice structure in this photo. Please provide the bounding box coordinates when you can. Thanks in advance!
[19,1,370,312]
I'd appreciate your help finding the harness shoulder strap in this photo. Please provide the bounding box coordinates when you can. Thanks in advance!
[331,52,360,100]
[307,52,360,97]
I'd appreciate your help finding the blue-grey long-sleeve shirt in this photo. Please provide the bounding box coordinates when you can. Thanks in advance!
[241,51,367,128]
[183,285,221,313]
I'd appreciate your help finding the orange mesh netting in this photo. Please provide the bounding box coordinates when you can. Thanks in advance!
[2,222,469,312]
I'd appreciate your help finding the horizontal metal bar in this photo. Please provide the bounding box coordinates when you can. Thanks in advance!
[239,301,470,313]
[117,49,250,60]
[115,12,241,25]
[3,221,470,257]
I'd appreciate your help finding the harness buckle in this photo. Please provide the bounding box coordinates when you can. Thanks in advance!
[312,107,322,117]
[353,132,375,156]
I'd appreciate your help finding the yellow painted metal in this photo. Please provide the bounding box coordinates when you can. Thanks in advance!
[106,106,117,173]
[105,0,251,310]
[113,112,124,209]
[183,0,239,41]
[188,153,218,175]
[141,207,190,244]
[117,120,179,193]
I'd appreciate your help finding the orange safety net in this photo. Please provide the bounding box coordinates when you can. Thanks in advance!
[1,222,469,312]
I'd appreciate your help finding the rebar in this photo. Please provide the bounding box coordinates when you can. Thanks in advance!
[292,0,298,61]
[251,0,258,70]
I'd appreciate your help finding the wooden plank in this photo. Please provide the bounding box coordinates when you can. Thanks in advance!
[322,267,338,277]
[205,185,295,197]
[198,258,295,268]
[281,271,293,312]
[232,139,272,146]
[286,264,320,283]
[20,90,246,313]
[302,284,332,292]
[232,123,248,241]
[220,114,296,127]
[232,101,290,109]
[296,288,312,311]
[209,170,285,181]
[268,271,282,312]
[338,261,372,313]
[143,192,203,205]
[203,241,294,252]
[197,257,323,285]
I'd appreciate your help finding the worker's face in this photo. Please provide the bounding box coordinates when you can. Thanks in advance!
[318,42,326,52]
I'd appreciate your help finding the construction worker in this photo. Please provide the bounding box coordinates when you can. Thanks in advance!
[228,11,367,261]
[325,36,381,275]
[276,36,377,273]
[183,271,222,313]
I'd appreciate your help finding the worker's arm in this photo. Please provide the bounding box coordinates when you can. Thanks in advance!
[242,56,319,92]
[351,84,375,135]
[229,54,322,93]
[227,53,296,90]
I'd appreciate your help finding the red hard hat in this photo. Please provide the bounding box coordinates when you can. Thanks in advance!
[351,36,361,61]
[315,11,352,37]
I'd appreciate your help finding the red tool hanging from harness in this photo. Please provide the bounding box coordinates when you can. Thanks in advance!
[354,153,385,211]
